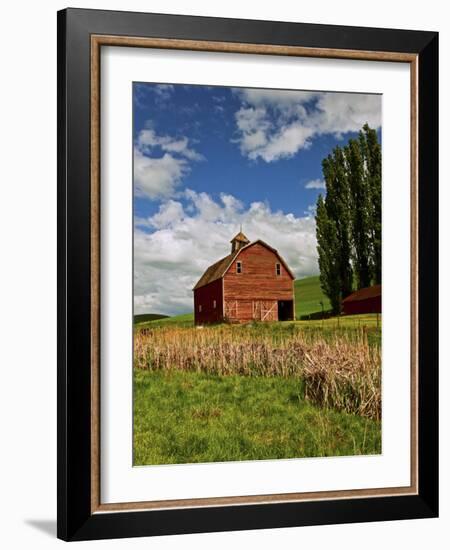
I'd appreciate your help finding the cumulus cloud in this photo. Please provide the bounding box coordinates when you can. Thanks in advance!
[305,178,326,190]
[233,89,381,162]
[137,128,204,161]
[134,149,189,200]
[311,93,381,136]
[134,125,203,200]
[236,88,318,109]
[146,199,185,229]
[134,191,318,315]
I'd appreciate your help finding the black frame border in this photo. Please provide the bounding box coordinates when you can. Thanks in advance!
[57,8,438,541]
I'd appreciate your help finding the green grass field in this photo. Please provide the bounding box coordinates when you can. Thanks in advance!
[294,275,331,318]
[136,312,194,328]
[133,313,169,324]
[133,276,381,465]
[135,311,380,333]
[134,369,381,465]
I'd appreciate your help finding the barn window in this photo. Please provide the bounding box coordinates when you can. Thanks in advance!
[213,300,217,309]
[236,261,242,274]
[276,263,281,276]
[198,304,202,312]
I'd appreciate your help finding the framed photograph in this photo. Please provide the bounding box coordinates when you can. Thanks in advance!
[57,8,438,541]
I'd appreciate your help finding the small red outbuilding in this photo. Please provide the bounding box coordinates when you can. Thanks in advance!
[342,285,382,315]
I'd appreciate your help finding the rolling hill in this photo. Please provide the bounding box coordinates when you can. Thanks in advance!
[294,275,331,319]
[134,313,169,324]
[135,312,194,328]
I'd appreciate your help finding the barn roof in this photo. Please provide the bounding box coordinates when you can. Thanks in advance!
[193,239,295,290]
[192,251,239,290]
[342,284,381,303]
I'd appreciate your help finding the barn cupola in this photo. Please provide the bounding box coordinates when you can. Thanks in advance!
[230,230,250,253]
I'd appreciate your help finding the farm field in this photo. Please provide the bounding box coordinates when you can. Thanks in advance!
[133,320,381,465]
[135,312,380,331]
[134,369,381,465]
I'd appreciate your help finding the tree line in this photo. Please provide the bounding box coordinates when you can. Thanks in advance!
[315,123,381,314]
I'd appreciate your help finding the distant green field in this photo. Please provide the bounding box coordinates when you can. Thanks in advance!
[294,275,331,319]
[136,312,194,329]
[134,313,169,324]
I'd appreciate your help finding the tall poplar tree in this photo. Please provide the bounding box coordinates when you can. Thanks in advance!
[322,146,353,301]
[315,195,341,314]
[315,124,382,311]
[360,123,382,284]
[345,138,371,288]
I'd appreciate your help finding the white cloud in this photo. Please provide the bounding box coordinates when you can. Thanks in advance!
[134,125,203,200]
[143,200,185,229]
[234,105,315,162]
[134,191,318,315]
[233,89,381,162]
[235,88,318,109]
[256,123,314,162]
[134,149,189,200]
[234,107,269,152]
[137,128,203,161]
[311,93,381,136]
[305,178,326,190]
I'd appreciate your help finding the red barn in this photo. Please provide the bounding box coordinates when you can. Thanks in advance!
[342,284,382,315]
[193,232,295,324]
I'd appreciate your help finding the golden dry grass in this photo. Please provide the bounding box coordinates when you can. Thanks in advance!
[134,324,381,420]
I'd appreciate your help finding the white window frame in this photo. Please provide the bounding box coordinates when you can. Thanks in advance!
[276,263,281,276]
[236,261,242,274]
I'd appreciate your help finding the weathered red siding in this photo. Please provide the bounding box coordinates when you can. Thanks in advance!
[223,299,279,322]
[224,243,293,299]
[223,243,294,323]
[193,278,223,324]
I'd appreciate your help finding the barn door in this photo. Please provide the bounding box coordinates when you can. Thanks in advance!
[252,300,277,321]
[224,300,237,320]
[261,301,277,321]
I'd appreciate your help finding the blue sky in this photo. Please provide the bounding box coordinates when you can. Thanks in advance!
[133,83,381,315]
